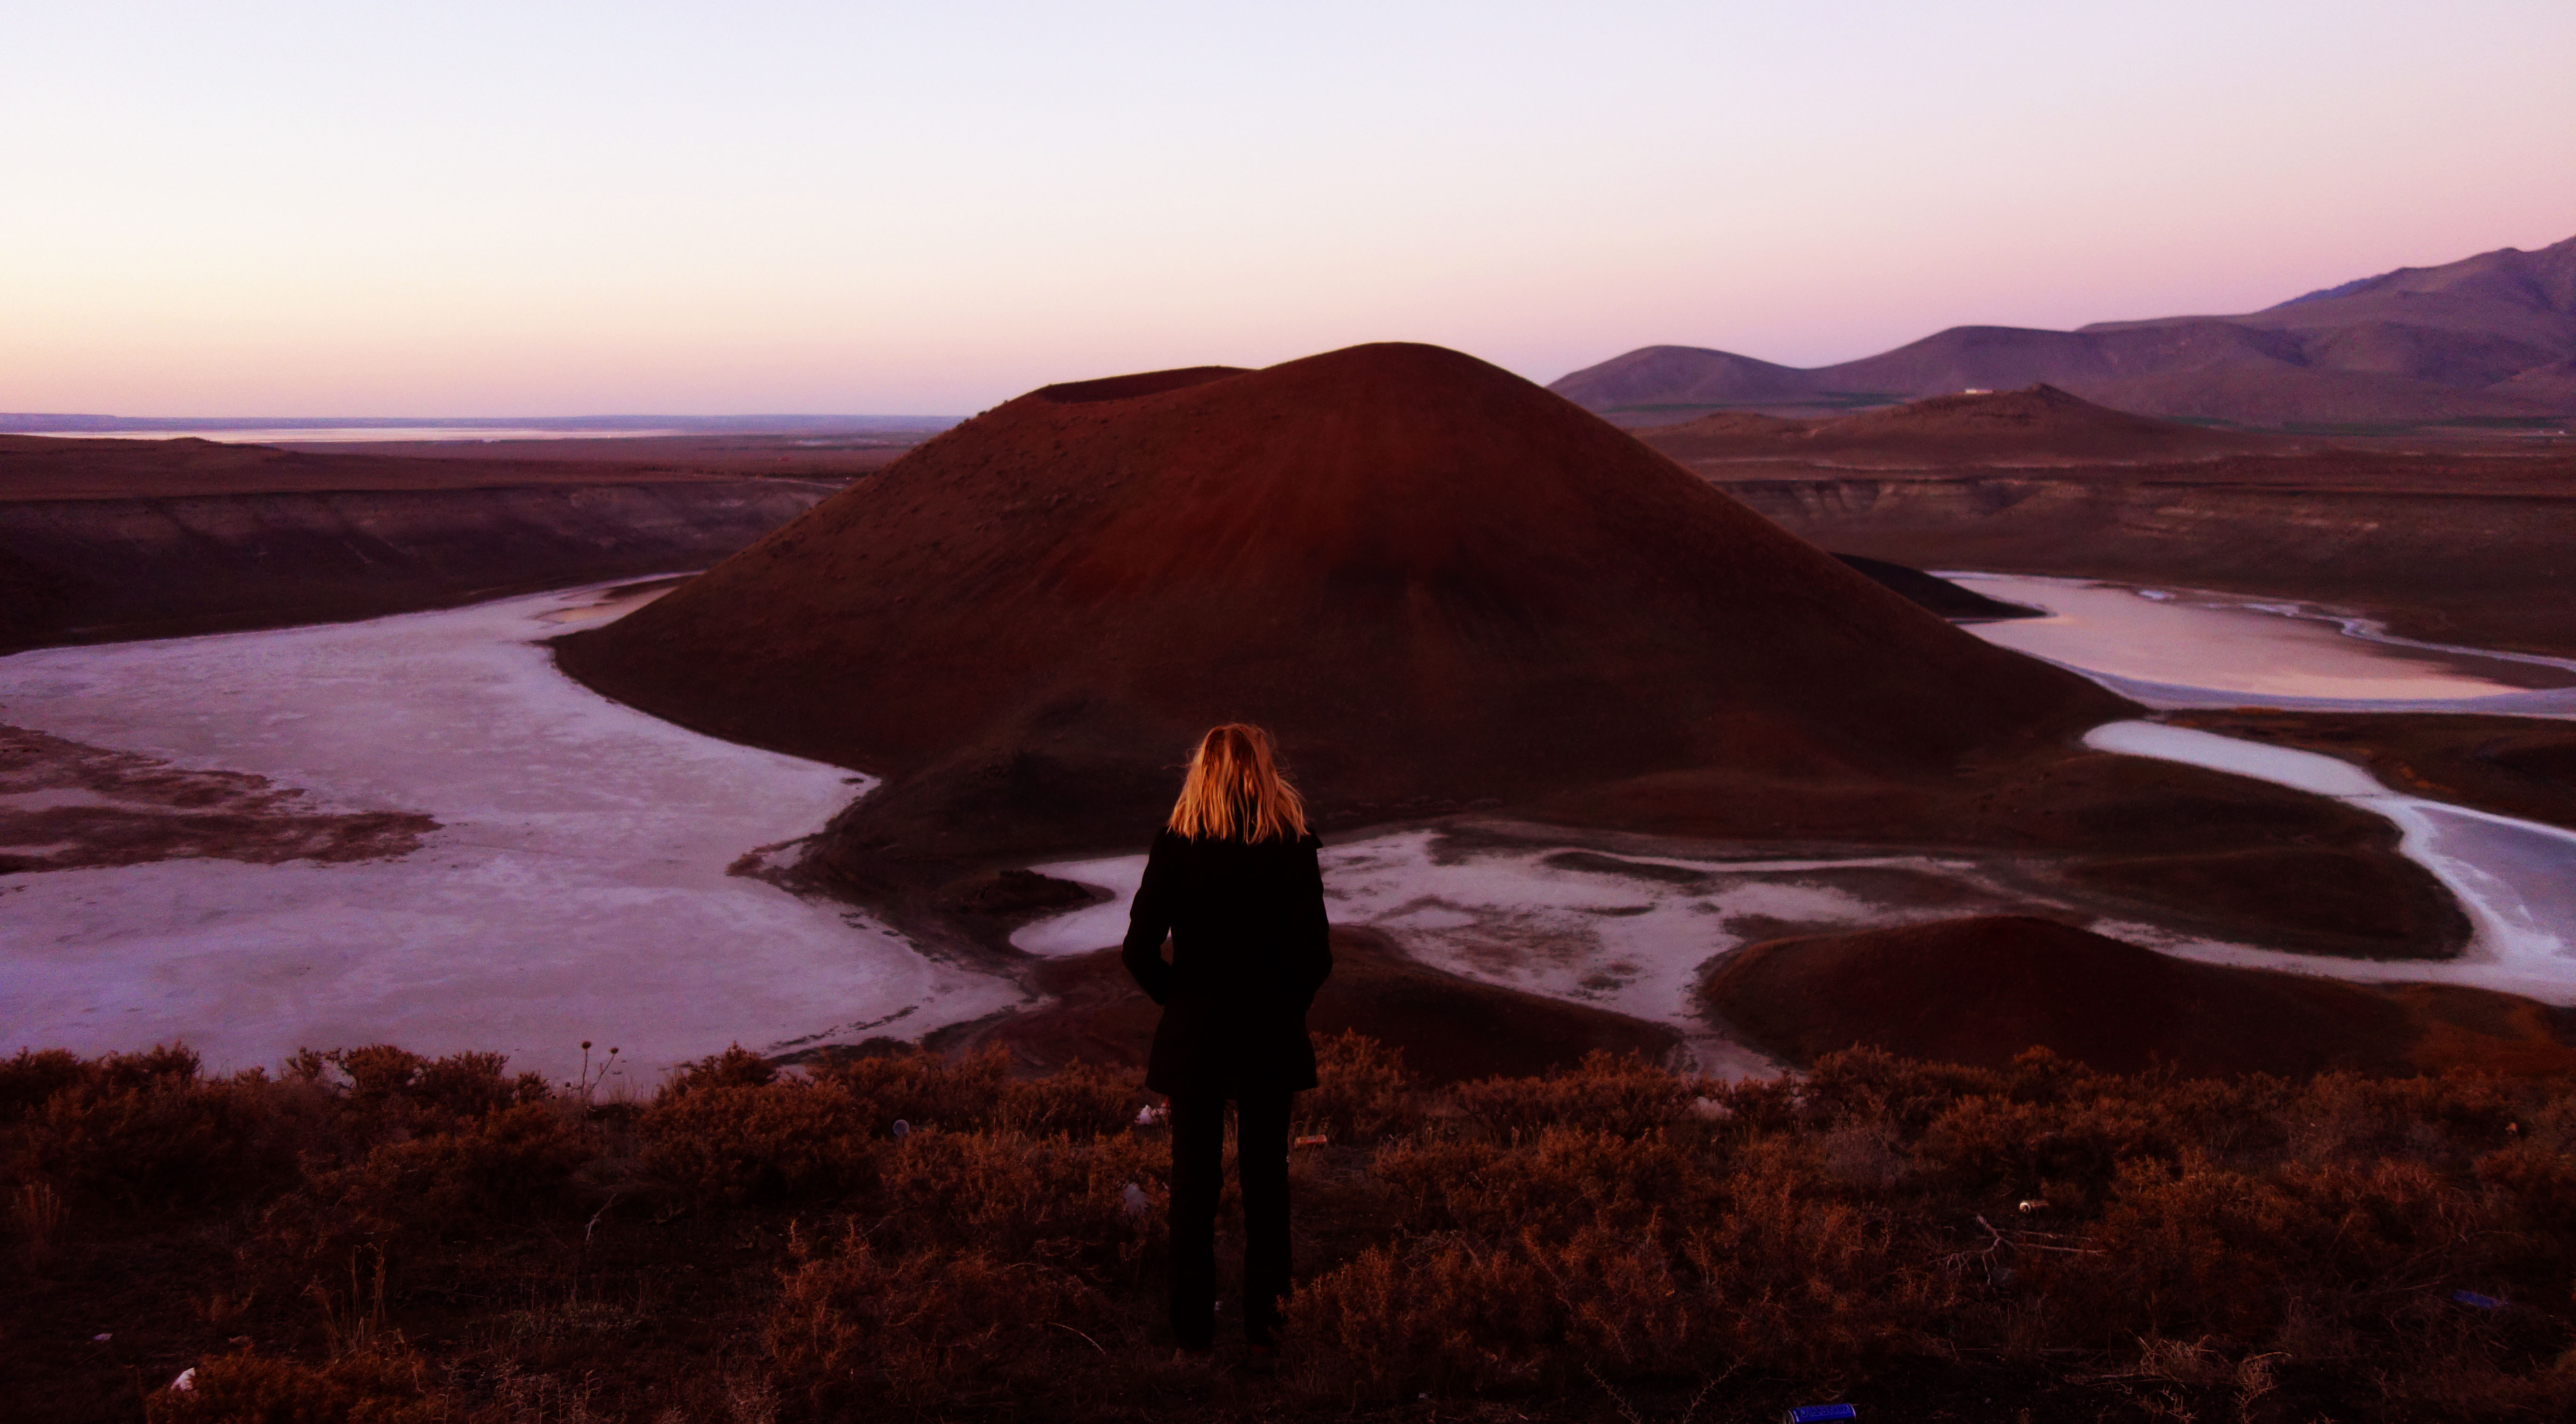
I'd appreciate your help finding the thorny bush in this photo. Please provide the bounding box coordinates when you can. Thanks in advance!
[5,1040,2571,1422]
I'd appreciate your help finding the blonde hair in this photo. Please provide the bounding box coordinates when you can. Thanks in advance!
[1167,723,1307,843]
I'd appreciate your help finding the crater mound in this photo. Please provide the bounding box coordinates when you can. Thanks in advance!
[555,342,2126,863]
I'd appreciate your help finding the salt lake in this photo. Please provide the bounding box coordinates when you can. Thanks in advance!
[7,568,2575,1084]
[0,583,1020,1087]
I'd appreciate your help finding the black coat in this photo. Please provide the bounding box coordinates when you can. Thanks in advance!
[1120,827,1333,1096]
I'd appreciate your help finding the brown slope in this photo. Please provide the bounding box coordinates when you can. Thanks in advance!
[1832,555,2042,620]
[2495,357,2576,406]
[1703,915,2576,1078]
[2076,364,2563,424]
[1647,385,2293,467]
[556,343,2127,861]
[0,432,754,500]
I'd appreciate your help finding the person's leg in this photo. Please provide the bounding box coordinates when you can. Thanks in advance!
[1166,1095,1224,1351]
[1236,1090,1294,1347]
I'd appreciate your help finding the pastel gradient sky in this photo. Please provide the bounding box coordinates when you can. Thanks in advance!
[5,1,2571,415]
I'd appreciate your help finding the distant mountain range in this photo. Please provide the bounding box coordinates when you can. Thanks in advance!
[0,414,955,436]
[1552,235,2576,426]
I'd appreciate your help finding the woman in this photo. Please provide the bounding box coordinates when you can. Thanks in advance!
[1121,723,1332,1361]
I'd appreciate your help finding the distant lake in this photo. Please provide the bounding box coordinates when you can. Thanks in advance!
[17,427,687,444]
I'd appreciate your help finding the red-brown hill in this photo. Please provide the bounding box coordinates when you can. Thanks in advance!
[1645,385,2297,468]
[1704,915,2576,1078]
[555,343,2127,861]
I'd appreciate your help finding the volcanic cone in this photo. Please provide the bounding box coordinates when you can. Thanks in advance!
[556,343,2126,859]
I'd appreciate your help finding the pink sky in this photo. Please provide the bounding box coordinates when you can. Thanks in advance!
[4,2,2571,415]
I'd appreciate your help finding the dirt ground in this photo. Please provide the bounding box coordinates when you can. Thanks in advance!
[0,723,435,874]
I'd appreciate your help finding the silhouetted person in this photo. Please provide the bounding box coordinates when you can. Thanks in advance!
[1122,723,1331,1363]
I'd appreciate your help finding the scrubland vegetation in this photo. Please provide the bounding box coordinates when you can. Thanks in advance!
[6,1035,2573,1422]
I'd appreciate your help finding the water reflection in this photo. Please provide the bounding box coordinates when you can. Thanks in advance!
[1949,573,2576,715]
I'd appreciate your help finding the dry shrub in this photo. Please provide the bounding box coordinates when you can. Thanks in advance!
[8,1039,2574,1419]
[1914,1092,2178,1196]
[144,1347,449,1423]
[22,1053,299,1213]
[638,1081,871,1208]
[1363,1135,1501,1232]
[0,1047,87,1121]
[2044,1158,2298,1343]
[1797,1047,2010,1134]
[1371,1126,1710,1239]
[994,1060,1137,1137]
[296,1046,549,1130]
[2520,1091,2576,1153]
[877,1128,1166,1278]
[12,1178,66,1270]
[265,1102,586,1260]
[1290,1222,1693,1396]
[1535,1224,1696,1370]
[1681,1181,1948,1371]
[1449,1051,1692,1138]
[2478,1141,2576,1246]
[2286,1071,2519,1166]
[661,1044,777,1098]
[812,1044,1010,1131]
[1288,1236,1555,1395]
[769,1225,1105,1411]
[2039,1154,2478,1347]
[1296,1031,1415,1143]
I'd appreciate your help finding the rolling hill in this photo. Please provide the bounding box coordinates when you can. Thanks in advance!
[1554,234,2576,426]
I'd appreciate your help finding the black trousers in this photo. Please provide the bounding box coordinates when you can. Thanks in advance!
[1167,1092,1293,1349]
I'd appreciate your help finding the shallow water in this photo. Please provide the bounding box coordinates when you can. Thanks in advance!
[2085,721,2576,1001]
[1020,836,2053,1078]
[1949,573,2576,714]
[0,582,1020,1084]
[12,567,2576,1083]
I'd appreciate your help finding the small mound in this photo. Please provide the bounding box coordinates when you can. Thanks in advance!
[980,926,1679,1085]
[1646,384,2289,467]
[2063,846,2471,959]
[1831,383,2193,439]
[1702,915,2576,1077]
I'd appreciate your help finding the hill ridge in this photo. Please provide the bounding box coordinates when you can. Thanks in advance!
[1553,234,2576,425]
